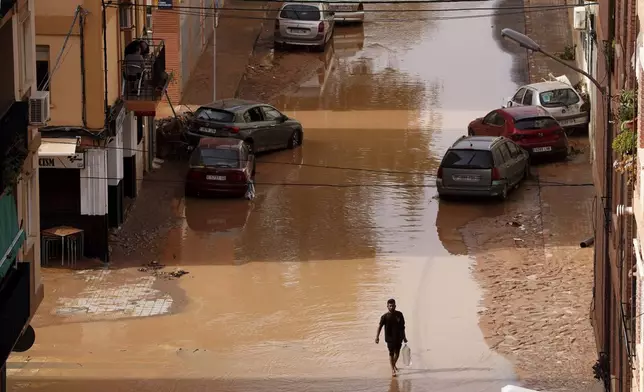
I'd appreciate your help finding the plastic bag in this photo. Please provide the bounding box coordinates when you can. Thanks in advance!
[245,180,256,200]
[401,343,411,367]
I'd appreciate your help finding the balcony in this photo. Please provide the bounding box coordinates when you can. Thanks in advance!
[120,39,168,116]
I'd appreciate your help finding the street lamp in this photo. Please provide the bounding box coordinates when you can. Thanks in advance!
[500,28,605,95]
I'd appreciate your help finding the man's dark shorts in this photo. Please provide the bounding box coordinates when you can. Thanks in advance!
[387,341,403,357]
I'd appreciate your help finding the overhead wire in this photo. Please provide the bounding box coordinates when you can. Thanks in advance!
[39,6,82,91]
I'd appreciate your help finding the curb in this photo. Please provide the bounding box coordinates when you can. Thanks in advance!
[234,1,276,98]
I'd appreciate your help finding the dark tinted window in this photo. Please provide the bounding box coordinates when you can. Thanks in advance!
[539,88,580,107]
[499,145,512,162]
[512,88,526,102]
[192,148,240,168]
[262,106,283,121]
[514,116,559,130]
[506,142,521,157]
[280,4,321,20]
[522,90,534,105]
[194,108,235,122]
[441,149,494,169]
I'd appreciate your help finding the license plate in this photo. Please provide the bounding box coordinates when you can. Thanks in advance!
[559,119,578,126]
[334,5,354,11]
[200,127,216,134]
[533,146,552,153]
[289,28,308,34]
[206,175,226,181]
[453,175,480,181]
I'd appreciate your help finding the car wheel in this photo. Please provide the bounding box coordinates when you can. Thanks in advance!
[288,130,302,149]
[468,127,474,136]
[274,42,284,51]
[523,164,530,181]
[497,183,508,201]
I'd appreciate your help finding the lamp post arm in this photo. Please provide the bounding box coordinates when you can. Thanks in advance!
[538,49,605,95]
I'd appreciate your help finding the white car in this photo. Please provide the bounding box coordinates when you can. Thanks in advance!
[503,81,590,130]
[327,1,365,23]
[274,2,335,51]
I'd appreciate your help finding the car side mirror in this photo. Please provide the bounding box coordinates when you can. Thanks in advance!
[280,115,288,123]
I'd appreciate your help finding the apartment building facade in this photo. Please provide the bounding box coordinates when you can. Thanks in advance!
[35,0,166,262]
[575,0,640,389]
[152,0,214,104]
[0,0,43,391]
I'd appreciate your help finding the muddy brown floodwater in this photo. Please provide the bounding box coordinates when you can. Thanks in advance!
[9,3,545,392]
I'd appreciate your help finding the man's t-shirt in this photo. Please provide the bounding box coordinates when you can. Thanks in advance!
[380,310,406,343]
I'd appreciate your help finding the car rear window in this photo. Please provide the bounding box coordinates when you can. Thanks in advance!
[441,149,494,169]
[280,4,321,20]
[514,116,559,130]
[194,108,235,122]
[539,88,580,107]
[191,148,240,168]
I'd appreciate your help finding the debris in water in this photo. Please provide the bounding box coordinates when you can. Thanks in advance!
[138,262,189,280]
[508,221,522,227]
[170,269,189,278]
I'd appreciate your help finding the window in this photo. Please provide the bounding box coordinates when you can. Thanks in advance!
[514,116,559,130]
[280,4,321,20]
[262,106,282,121]
[194,108,235,122]
[441,150,494,169]
[506,142,521,158]
[36,45,50,91]
[484,111,504,126]
[499,144,512,162]
[198,148,240,168]
[244,107,264,122]
[522,89,534,105]
[539,88,580,107]
[119,2,133,29]
[512,88,526,103]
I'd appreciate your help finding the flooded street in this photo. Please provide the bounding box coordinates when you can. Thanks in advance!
[8,2,575,391]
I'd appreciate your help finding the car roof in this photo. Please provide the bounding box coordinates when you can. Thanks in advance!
[450,136,505,150]
[525,81,574,92]
[281,2,324,8]
[200,99,262,112]
[500,106,551,120]
[197,137,244,149]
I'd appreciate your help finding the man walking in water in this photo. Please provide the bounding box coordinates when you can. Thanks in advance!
[375,298,407,376]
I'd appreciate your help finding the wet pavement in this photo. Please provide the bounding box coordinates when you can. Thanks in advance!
[8,2,551,391]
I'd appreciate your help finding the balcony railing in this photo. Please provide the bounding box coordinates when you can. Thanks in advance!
[120,39,167,102]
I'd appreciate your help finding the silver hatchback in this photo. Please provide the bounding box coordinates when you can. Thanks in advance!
[274,2,335,51]
[436,136,530,200]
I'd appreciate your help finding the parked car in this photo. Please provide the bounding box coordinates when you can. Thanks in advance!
[436,136,530,200]
[327,1,365,23]
[467,106,569,160]
[185,99,304,154]
[503,80,590,131]
[185,138,256,198]
[274,2,335,51]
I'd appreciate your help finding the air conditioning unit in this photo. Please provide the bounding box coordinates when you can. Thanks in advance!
[573,6,587,30]
[29,91,50,125]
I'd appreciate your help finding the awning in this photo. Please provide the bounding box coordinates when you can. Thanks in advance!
[38,138,79,157]
[0,192,25,279]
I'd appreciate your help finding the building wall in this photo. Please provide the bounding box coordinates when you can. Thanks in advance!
[35,0,121,130]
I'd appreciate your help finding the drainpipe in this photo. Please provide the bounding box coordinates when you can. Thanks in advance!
[602,0,615,380]
[79,9,87,128]
[101,0,109,133]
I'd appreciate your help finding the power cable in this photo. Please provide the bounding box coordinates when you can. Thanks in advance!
[37,139,596,186]
[115,2,594,12]
[39,6,82,91]
[105,4,584,23]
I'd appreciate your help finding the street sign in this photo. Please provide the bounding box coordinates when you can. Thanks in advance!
[158,0,173,10]
[39,153,85,169]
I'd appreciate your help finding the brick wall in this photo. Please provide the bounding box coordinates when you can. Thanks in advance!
[152,10,181,104]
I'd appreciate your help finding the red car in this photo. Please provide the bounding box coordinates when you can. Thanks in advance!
[185,138,256,198]
[467,106,568,159]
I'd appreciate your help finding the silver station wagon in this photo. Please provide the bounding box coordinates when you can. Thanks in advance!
[436,136,530,200]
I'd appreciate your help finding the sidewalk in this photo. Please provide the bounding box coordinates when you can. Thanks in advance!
[524,0,579,84]
[179,0,274,106]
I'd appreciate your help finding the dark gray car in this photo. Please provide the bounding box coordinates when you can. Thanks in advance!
[185,99,304,153]
[436,136,530,200]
